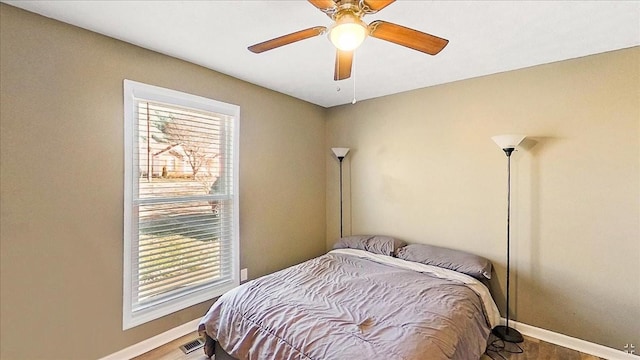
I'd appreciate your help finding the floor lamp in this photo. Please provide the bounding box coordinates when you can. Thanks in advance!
[331,147,350,238]
[491,134,525,344]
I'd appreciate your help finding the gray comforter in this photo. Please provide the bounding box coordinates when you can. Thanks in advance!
[200,249,498,360]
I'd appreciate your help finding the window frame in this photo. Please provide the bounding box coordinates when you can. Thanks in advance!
[123,79,240,330]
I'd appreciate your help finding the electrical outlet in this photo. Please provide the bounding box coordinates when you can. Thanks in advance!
[624,343,635,354]
[240,268,248,282]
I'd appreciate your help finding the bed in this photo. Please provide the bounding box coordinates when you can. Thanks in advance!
[198,236,500,360]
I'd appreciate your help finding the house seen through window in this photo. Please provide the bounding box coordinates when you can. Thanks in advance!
[123,80,239,329]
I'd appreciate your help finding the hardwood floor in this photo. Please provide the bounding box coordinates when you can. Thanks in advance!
[134,333,209,360]
[482,334,605,360]
[134,333,605,360]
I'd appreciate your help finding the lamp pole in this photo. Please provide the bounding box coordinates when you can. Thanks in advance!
[331,148,350,238]
[491,135,525,344]
[504,147,517,339]
[338,155,345,238]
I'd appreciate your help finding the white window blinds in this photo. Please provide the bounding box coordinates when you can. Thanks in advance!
[123,80,239,329]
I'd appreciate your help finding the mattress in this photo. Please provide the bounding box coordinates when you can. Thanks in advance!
[199,249,500,360]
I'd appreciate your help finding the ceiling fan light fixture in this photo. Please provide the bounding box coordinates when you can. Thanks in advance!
[247,0,450,82]
[329,12,367,51]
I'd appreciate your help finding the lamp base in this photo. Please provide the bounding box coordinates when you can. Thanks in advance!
[492,325,524,343]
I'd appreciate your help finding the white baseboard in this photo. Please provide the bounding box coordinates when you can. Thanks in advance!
[98,318,200,360]
[506,319,637,360]
[99,317,637,360]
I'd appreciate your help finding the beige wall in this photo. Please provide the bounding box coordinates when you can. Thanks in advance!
[326,47,640,350]
[0,4,326,359]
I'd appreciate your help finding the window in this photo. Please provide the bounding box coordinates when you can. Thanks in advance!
[123,80,239,329]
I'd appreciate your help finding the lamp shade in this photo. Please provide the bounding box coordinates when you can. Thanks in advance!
[491,135,526,150]
[329,12,367,51]
[331,147,350,158]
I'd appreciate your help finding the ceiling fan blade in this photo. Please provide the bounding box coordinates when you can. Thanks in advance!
[368,20,449,55]
[308,0,337,13]
[362,0,395,12]
[334,50,353,81]
[248,26,326,53]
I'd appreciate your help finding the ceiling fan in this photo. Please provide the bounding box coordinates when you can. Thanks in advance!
[248,0,449,81]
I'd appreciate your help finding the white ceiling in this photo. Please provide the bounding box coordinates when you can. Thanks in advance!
[4,1,639,108]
